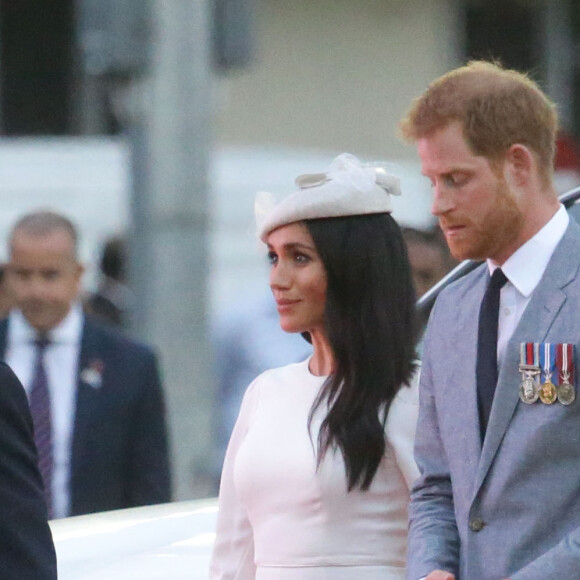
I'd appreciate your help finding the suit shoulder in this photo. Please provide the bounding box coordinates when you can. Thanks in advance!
[0,361,30,407]
[436,262,487,304]
[424,263,487,332]
[0,360,22,383]
[84,319,156,359]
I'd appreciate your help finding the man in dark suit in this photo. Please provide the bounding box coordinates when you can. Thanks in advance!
[0,362,57,578]
[3,210,171,518]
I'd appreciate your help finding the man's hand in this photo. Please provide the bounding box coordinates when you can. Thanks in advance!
[425,571,456,580]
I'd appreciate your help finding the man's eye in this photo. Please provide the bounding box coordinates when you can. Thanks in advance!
[445,173,468,188]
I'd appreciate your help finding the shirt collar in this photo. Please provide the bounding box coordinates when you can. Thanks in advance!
[487,204,569,298]
[9,303,84,345]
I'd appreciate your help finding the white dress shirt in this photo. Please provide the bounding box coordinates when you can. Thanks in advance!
[492,204,569,366]
[6,304,83,519]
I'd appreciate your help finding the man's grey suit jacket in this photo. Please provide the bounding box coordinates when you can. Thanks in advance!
[407,218,580,580]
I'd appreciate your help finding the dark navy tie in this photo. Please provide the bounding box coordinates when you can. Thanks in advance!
[476,268,508,440]
[29,336,53,518]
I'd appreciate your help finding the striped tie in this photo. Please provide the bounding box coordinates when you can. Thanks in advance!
[29,336,53,518]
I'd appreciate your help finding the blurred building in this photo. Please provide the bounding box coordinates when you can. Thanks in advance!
[0,1,579,156]
[1,0,580,501]
[0,0,577,275]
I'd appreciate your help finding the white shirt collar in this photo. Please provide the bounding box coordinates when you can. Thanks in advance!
[9,303,84,345]
[487,204,569,298]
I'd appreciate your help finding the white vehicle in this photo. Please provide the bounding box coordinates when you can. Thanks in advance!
[51,499,218,579]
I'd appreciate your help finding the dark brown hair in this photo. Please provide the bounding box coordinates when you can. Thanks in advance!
[306,213,418,491]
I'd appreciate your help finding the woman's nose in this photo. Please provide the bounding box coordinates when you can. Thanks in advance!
[270,262,291,290]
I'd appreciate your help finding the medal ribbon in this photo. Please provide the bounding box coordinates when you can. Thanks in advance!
[523,342,538,367]
[541,342,555,383]
[557,343,564,384]
[567,343,575,384]
[556,343,575,384]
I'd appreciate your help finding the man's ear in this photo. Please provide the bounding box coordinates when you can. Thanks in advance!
[74,262,85,282]
[504,143,534,186]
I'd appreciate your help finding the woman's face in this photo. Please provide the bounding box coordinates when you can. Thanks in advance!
[267,222,327,335]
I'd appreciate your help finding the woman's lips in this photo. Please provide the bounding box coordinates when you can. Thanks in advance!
[276,298,299,312]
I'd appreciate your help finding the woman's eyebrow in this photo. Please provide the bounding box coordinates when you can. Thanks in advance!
[268,241,315,252]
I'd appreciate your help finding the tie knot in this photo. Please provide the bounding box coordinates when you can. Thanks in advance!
[33,335,50,350]
[489,268,508,291]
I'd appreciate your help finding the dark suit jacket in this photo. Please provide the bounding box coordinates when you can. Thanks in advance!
[0,316,172,517]
[0,362,57,579]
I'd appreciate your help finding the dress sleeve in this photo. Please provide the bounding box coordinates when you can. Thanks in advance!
[385,365,421,489]
[210,378,261,580]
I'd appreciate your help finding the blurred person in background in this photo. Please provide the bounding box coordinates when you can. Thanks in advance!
[402,226,457,335]
[211,292,312,489]
[2,210,171,518]
[85,235,131,328]
[210,153,419,579]
[402,226,456,299]
[0,265,14,317]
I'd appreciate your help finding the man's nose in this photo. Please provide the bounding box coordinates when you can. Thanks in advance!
[431,183,455,216]
[26,276,48,299]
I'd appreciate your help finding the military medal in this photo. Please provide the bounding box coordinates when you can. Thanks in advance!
[557,343,575,405]
[539,343,557,405]
[519,342,540,404]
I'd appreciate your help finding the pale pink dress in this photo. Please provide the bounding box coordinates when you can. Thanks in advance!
[210,358,419,580]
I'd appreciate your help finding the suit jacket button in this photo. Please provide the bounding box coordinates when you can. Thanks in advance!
[469,518,485,532]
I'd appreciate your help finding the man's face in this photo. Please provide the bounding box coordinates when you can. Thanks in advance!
[406,240,450,298]
[417,122,525,264]
[7,229,83,332]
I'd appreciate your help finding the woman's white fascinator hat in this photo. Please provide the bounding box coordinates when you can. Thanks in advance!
[255,153,401,241]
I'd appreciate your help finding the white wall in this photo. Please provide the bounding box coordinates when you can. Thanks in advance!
[0,138,130,286]
[0,139,434,312]
[215,0,461,160]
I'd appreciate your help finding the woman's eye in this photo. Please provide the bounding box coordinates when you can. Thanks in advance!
[267,251,278,265]
[294,253,310,264]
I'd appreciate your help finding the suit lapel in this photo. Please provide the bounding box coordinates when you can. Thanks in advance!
[71,321,103,475]
[474,220,580,492]
[0,319,8,358]
[456,269,487,463]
